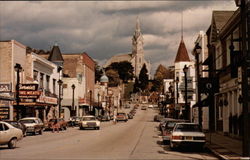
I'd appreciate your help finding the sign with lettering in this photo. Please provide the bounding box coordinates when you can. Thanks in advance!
[19,84,38,91]
[0,83,12,93]
[0,107,10,120]
[37,95,57,105]
[19,91,41,99]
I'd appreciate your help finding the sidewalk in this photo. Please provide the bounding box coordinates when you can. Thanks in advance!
[205,132,245,160]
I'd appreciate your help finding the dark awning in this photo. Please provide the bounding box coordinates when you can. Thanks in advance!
[192,98,209,108]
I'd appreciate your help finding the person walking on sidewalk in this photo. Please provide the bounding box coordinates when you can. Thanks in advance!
[52,119,60,133]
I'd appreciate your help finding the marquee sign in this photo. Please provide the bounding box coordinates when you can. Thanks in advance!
[19,84,38,91]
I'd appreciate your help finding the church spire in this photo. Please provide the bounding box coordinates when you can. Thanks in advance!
[136,16,140,32]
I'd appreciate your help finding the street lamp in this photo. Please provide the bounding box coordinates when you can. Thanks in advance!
[183,65,189,121]
[193,43,202,127]
[57,79,63,118]
[14,63,22,120]
[71,84,75,116]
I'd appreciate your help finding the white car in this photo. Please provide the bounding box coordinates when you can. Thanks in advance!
[19,117,44,135]
[79,116,100,130]
[169,123,206,150]
[0,121,23,149]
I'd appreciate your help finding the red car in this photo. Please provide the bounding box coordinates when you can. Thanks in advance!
[45,118,68,130]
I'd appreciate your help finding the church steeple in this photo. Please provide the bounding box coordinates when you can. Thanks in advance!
[48,42,64,67]
[174,13,190,63]
[132,16,143,55]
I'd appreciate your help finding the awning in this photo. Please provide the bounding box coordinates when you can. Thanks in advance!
[192,98,209,108]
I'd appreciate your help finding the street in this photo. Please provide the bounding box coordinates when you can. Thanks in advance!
[0,109,217,160]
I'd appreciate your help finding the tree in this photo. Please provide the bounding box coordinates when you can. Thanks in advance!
[138,64,149,91]
[133,77,140,93]
[153,64,172,92]
[95,62,103,83]
[105,69,120,87]
[107,61,134,83]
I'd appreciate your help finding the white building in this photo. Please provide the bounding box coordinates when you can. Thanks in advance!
[174,37,196,120]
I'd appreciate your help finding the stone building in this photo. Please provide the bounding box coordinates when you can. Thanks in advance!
[104,17,151,78]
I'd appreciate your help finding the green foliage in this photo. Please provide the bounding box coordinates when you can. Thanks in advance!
[138,64,149,91]
[106,69,120,87]
[107,61,134,83]
[95,62,103,83]
[133,78,140,93]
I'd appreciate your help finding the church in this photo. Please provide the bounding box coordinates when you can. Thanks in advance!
[104,17,151,78]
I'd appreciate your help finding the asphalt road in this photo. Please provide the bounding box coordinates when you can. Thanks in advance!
[0,108,218,160]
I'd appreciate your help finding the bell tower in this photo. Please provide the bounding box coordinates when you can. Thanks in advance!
[132,16,144,77]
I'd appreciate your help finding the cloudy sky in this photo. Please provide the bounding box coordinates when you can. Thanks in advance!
[0,1,237,74]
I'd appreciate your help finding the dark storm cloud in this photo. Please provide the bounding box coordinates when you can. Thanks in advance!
[0,1,236,73]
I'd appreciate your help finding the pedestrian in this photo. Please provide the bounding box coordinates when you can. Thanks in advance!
[52,119,60,133]
[113,114,117,124]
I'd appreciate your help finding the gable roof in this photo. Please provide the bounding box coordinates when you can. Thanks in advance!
[210,11,234,44]
[174,39,190,63]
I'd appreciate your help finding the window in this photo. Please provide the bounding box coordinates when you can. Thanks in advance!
[53,79,56,94]
[0,123,4,131]
[46,75,50,91]
[33,70,38,81]
[40,73,44,89]
[226,36,231,66]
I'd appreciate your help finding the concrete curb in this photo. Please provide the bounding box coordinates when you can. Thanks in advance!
[206,145,229,160]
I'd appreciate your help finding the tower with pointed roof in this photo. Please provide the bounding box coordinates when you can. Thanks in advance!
[174,14,196,117]
[48,43,64,67]
[104,17,151,79]
[132,16,145,77]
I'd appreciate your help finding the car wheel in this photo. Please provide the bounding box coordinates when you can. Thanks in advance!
[33,131,36,135]
[97,127,100,130]
[170,141,175,150]
[8,138,17,149]
[80,126,83,130]
[39,130,43,135]
[64,126,67,130]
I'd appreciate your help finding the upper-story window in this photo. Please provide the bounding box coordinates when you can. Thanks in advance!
[226,36,231,66]
[215,45,222,70]
[33,70,38,81]
[46,75,50,91]
[53,79,56,94]
[40,73,44,89]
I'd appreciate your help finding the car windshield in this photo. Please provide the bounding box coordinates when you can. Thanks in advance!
[166,121,178,128]
[117,113,125,116]
[82,117,96,121]
[175,124,201,132]
[19,119,36,123]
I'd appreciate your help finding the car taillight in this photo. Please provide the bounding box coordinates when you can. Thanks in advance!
[172,136,183,140]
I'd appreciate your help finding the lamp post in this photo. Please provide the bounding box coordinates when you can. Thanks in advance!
[89,90,92,115]
[14,63,22,120]
[235,0,250,156]
[183,65,189,121]
[57,80,63,118]
[97,92,100,116]
[71,84,75,116]
[175,74,179,119]
[194,43,202,127]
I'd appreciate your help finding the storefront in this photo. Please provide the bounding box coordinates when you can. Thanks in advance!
[0,83,14,120]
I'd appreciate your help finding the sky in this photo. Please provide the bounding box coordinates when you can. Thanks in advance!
[0,1,237,75]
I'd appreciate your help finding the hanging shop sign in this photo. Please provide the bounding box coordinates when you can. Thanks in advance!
[19,91,41,99]
[19,84,38,91]
[0,83,12,93]
[0,100,10,120]
[37,95,57,105]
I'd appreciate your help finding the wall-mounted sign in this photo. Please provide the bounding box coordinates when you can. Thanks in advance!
[19,84,38,91]
[19,91,41,99]
[0,83,12,92]
[37,95,57,105]
[0,107,10,120]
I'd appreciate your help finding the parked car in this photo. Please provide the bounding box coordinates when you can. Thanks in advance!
[162,119,188,144]
[79,116,101,130]
[116,112,128,122]
[19,117,44,135]
[68,116,81,126]
[0,121,23,149]
[141,106,147,110]
[153,115,164,122]
[45,118,67,130]
[100,115,110,122]
[169,123,206,150]
[5,121,27,137]
[159,118,175,132]
[148,104,153,108]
